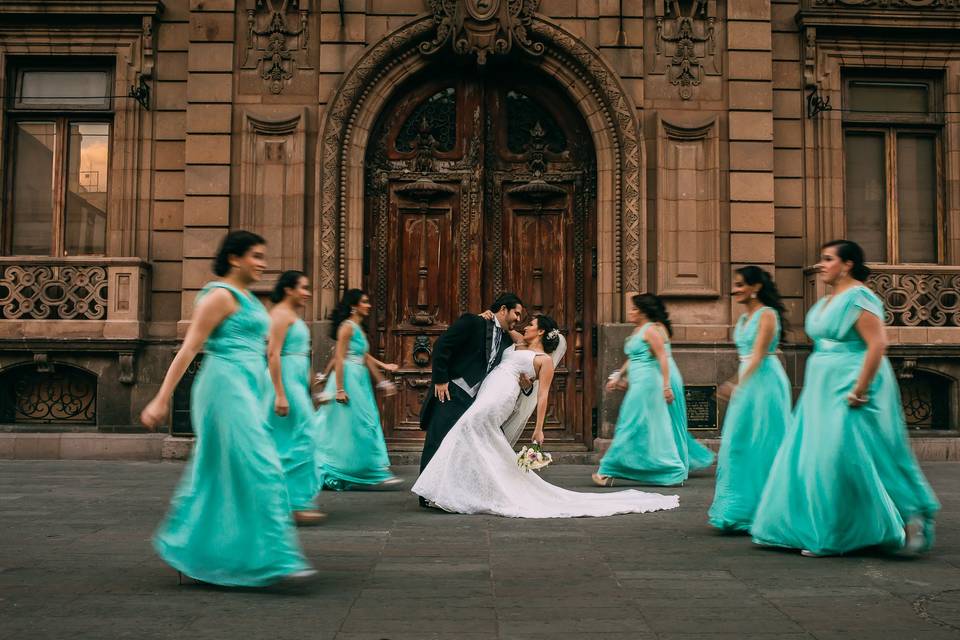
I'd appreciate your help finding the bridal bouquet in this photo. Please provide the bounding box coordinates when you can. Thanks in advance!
[517,443,553,473]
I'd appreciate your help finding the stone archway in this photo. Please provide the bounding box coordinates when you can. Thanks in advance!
[314,14,646,325]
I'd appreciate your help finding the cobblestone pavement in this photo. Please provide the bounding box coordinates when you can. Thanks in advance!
[1,461,958,640]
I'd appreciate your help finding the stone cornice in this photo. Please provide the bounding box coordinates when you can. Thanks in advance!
[798,0,960,30]
[0,0,164,16]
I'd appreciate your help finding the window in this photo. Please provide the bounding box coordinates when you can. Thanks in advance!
[842,74,943,264]
[3,62,113,256]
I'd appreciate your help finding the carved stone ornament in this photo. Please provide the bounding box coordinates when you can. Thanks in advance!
[653,0,721,100]
[242,0,312,94]
[420,0,545,65]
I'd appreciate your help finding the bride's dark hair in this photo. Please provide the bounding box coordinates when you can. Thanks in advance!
[534,314,561,354]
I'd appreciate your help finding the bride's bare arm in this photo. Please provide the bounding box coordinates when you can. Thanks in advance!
[531,355,555,444]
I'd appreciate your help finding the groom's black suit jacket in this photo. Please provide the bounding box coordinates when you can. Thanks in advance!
[418,313,510,430]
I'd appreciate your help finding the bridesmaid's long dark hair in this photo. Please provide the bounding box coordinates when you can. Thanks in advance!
[330,288,365,339]
[736,265,789,341]
[632,293,672,338]
[822,239,871,281]
[270,270,306,304]
[212,230,265,277]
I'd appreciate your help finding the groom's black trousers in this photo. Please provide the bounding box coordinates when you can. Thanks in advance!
[419,384,475,473]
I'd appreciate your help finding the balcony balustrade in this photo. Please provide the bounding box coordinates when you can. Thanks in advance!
[0,257,150,340]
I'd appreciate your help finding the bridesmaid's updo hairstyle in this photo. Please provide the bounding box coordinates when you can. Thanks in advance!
[213,230,266,277]
[736,265,789,340]
[535,314,561,354]
[330,288,365,339]
[270,270,306,304]
[822,239,871,281]
[632,293,673,337]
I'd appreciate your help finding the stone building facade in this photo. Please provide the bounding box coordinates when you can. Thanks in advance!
[1,0,958,453]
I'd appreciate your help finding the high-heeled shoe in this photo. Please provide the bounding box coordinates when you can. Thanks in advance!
[592,472,615,487]
[272,569,319,592]
[374,477,404,490]
[294,510,327,526]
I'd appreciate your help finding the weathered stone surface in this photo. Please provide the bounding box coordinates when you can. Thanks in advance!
[0,461,957,639]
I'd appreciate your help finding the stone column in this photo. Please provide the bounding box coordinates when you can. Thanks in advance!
[180,0,236,333]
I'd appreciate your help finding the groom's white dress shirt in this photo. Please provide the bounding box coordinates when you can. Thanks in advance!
[452,316,502,398]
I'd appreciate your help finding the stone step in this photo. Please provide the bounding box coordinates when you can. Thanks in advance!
[3,433,960,463]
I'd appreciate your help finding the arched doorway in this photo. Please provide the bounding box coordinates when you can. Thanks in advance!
[363,61,597,449]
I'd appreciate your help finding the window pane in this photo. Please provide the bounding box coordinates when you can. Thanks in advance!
[845,132,887,262]
[10,122,56,255]
[17,70,110,109]
[848,81,929,115]
[897,133,938,263]
[64,123,109,256]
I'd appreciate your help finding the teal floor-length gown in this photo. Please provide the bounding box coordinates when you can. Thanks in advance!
[708,307,790,531]
[666,353,716,473]
[598,324,688,486]
[154,282,309,586]
[315,320,396,490]
[262,319,319,511]
[751,286,939,555]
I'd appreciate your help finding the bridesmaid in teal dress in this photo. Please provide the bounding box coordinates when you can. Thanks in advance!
[140,231,313,587]
[263,271,325,526]
[667,357,716,473]
[708,266,791,531]
[316,288,402,490]
[751,240,939,556]
[593,293,687,487]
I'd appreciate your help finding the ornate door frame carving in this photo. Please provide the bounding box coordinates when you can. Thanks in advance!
[314,14,646,325]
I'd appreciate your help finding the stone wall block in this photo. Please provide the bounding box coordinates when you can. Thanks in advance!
[184,196,231,226]
[730,171,775,201]
[186,104,233,133]
[186,73,233,103]
[188,42,235,72]
[183,228,228,259]
[729,111,773,141]
[731,233,775,263]
[185,165,231,196]
[185,134,231,164]
[727,21,772,51]
[190,12,235,42]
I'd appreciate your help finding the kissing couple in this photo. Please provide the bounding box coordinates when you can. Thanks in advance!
[413,293,680,518]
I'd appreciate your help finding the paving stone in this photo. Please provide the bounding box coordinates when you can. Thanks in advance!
[0,461,957,640]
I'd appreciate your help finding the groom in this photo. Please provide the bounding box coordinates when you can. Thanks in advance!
[418,292,530,505]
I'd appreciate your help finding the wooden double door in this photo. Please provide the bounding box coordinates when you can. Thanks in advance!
[363,64,597,449]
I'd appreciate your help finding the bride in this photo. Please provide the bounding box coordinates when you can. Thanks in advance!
[412,313,680,518]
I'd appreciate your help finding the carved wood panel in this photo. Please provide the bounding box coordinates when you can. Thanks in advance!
[365,63,596,448]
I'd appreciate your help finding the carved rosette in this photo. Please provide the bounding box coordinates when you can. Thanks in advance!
[421,0,545,64]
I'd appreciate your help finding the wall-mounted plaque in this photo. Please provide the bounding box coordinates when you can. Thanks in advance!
[684,384,718,430]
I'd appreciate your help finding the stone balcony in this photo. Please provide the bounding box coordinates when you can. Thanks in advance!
[806,263,960,329]
[0,257,151,341]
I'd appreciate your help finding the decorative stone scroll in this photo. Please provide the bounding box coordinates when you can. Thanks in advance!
[0,265,108,320]
[242,0,312,94]
[420,0,545,65]
[867,269,960,327]
[653,0,721,101]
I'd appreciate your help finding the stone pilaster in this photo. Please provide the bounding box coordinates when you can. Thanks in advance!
[180,0,236,331]
[727,0,776,316]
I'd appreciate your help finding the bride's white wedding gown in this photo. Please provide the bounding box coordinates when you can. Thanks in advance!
[412,346,680,518]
